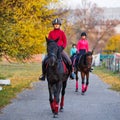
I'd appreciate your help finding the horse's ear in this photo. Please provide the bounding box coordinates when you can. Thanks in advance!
[45,36,48,41]
[55,37,59,43]
[45,36,49,43]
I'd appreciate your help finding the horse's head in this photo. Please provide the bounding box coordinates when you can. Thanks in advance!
[85,51,93,69]
[46,37,59,66]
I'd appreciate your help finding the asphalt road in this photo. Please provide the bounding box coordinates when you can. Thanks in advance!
[0,73,120,120]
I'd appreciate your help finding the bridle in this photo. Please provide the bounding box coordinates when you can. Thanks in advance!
[78,52,92,70]
[48,52,57,59]
[47,44,59,66]
[85,54,92,69]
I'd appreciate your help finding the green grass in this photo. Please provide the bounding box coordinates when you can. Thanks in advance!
[93,66,120,92]
[0,62,42,109]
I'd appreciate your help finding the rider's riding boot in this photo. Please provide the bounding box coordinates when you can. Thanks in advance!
[39,74,45,81]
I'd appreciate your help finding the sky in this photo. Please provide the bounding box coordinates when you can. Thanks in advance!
[60,0,120,8]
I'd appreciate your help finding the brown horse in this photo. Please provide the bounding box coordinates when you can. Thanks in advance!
[74,51,93,95]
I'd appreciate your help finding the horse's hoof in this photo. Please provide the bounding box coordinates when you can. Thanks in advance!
[81,91,85,95]
[52,109,55,113]
[53,113,58,118]
[75,89,78,92]
[60,107,64,112]
[84,89,87,92]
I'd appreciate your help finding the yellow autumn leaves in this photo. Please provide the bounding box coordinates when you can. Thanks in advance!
[0,0,58,61]
[104,34,120,53]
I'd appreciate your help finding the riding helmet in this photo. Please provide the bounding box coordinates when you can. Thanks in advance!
[52,18,61,25]
[81,32,87,36]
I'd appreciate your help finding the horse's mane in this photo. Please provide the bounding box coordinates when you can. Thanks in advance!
[47,40,57,47]
[47,40,58,54]
[85,51,92,56]
[80,55,86,65]
[47,40,56,44]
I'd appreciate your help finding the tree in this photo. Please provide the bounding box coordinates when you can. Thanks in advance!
[65,0,120,54]
[104,34,120,53]
[0,0,60,61]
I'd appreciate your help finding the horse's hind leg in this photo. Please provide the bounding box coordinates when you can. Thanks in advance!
[60,80,67,111]
[81,72,85,94]
[75,71,79,92]
[84,73,89,92]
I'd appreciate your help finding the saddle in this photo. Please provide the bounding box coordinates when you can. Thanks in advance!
[45,57,69,74]
[61,57,69,73]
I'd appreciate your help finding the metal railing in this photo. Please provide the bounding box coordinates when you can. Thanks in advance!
[103,58,120,72]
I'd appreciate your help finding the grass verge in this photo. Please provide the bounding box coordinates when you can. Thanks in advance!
[0,62,41,109]
[93,66,120,92]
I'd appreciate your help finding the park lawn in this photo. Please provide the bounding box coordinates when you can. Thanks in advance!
[0,62,41,109]
[93,66,120,92]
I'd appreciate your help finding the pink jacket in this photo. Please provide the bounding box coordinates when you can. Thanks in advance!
[77,39,89,52]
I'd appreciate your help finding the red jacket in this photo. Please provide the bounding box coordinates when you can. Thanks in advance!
[77,39,89,52]
[48,29,67,48]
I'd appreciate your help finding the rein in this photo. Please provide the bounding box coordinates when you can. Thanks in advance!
[85,54,92,70]
[78,53,92,70]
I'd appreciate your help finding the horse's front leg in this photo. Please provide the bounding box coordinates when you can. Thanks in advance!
[75,71,79,92]
[81,72,85,94]
[60,80,67,111]
[54,81,62,115]
[48,83,55,113]
[84,72,89,92]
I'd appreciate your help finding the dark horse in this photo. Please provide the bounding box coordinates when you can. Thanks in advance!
[45,37,70,117]
[74,51,93,95]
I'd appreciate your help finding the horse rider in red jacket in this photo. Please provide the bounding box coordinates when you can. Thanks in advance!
[39,18,74,81]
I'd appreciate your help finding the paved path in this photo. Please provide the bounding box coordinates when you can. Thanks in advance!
[0,73,120,120]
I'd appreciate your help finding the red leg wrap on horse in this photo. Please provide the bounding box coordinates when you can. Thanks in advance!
[85,85,88,91]
[53,98,56,108]
[55,104,59,113]
[82,84,85,92]
[76,81,78,89]
[50,98,56,111]
[60,96,64,107]
[50,102,55,111]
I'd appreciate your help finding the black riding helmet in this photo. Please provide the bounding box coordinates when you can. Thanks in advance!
[52,18,61,25]
[81,32,87,36]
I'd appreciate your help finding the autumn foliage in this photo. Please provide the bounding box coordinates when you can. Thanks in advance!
[104,34,120,53]
[0,0,58,61]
